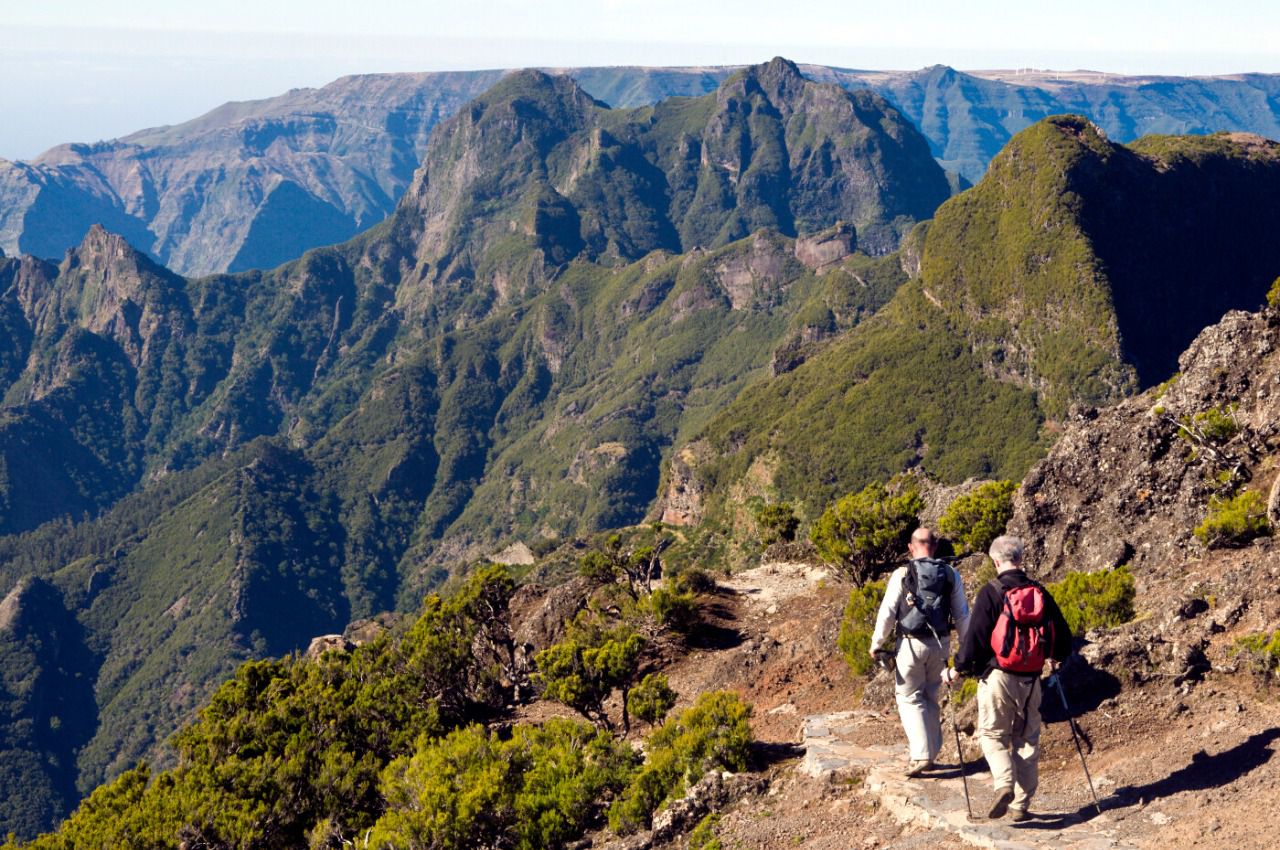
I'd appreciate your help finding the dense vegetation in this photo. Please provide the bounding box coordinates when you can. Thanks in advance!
[2,567,753,849]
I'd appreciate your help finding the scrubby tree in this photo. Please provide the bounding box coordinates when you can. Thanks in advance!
[753,501,800,547]
[626,673,678,728]
[534,612,646,732]
[938,480,1017,555]
[810,479,924,584]
[579,533,671,600]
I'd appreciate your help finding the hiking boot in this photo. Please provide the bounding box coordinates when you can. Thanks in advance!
[904,759,932,777]
[987,789,1014,819]
[1009,807,1031,823]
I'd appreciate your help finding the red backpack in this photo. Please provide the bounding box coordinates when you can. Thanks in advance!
[990,582,1054,674]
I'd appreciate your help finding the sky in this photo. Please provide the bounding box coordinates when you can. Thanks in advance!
[2,1,1279,160]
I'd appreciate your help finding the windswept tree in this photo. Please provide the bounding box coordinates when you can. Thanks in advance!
[534,611,646,732]
[810,479,924,584]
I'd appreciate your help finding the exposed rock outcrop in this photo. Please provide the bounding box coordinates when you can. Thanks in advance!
[794,222,856,272]
[1009,306,1280,578]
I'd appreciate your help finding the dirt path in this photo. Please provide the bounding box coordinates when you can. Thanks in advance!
[645,560,1280,850]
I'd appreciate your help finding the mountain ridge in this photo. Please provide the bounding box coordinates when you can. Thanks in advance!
[6,63,1280,276]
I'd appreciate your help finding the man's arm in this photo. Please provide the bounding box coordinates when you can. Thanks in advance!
[869,567,906,656]
[953,581,997,676]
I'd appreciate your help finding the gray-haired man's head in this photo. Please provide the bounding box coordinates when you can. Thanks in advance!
[988,535,1025,572]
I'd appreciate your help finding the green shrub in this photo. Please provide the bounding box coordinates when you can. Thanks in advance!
[627,673,678,728]
[1047,567,1136,637]
[372,719,637,850]
[974,557,997,587]
[949,677,977,706]
[1268,276,1280,308]
[644,586,699,633]
[689,813,723,850]
[754,502,800,546]
[1179,404,1240,444]
[1234,630,1280,682]
[810,480,924,584]
[1153,372,1180,400]
[836,580,887,676]
[1194,490,1273,548]
[608,691,752,834]
[938,480,1017,555]
[535,614,646,731]
[673,567,718,595]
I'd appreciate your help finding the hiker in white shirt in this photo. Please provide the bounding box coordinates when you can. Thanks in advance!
[869,527,970,776]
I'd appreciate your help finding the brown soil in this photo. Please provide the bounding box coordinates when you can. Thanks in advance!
[560,558,1280,849]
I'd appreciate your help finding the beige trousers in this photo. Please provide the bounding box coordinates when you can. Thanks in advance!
[894,634,950,762]
[977,668,1042,811]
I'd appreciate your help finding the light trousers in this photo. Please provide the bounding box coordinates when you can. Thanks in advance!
[977,668,1042,811]
[893,634,949,762]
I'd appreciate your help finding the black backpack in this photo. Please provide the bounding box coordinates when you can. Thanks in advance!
[896,558,953,637]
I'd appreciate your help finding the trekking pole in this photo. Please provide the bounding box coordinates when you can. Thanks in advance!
[942,671,974,820]
[925,623,973,820]
[1047,672,1103,817]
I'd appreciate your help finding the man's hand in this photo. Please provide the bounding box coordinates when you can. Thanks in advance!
[942,667,961,686]
[872,648,896,672]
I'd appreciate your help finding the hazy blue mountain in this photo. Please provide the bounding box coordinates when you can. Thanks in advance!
[4,64,1280,275]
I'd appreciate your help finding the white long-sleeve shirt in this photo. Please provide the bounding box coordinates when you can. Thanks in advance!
[870,560,971,654]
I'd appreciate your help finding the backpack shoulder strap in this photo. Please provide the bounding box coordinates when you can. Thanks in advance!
[902,561,919,594]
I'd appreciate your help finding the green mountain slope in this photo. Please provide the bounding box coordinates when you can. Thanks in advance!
[678,118,1280,525]
[0,61,935,833]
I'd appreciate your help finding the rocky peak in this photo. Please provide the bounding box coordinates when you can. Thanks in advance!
[41,225,189,367]
[750,56,807,101]
[0,576,65,635]
[1009,305,1280,579]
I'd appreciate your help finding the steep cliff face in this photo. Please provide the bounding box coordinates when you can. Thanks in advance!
[1009,306,1280,577]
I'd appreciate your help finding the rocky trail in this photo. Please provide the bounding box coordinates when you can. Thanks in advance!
[800,710,1127,850]
[617,559,1280,850]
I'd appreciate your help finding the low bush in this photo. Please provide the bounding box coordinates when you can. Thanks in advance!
[644,586,700,633]
[688,813,722,850]
[1194,490,1273,548]
[1178,404,1240,444]
[949,677,977,706]
[627,673,678,728]
[673,567,718,595]
[937,480,1017,555]
[836,580,887,676]
[608,691,753,834]
[1047,567,1136,637]
[1234,630,1280,683]
[753,502,800,546]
